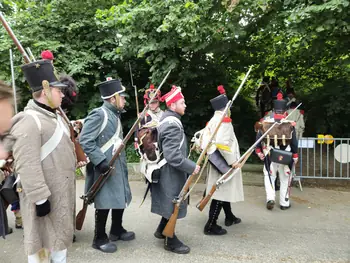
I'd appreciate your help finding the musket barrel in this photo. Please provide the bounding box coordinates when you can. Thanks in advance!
[163,67,252,236]
[76,69,172,230]
[0,12,31,63]
[196,103,304,211]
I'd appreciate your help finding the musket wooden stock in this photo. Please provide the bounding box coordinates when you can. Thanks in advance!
[162,101,233,238]
[57,107,87,163]
[75,202,88,231]
[196,185,216,211]
[197,104,302,211]
[162,66,253,238]
[197,150,253,211]
[162,205,179,238]
[75,70,171,230]
[75,110,152,230]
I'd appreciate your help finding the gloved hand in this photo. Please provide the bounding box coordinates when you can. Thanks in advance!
[36,200,51,217]
[96,160,110,174]
[257,152,265,161]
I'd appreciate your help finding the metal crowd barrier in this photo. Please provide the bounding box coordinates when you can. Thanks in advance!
[297,137,350,179]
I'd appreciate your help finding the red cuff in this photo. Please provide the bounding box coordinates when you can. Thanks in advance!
[255,148,262,154]
[293,153,298,158]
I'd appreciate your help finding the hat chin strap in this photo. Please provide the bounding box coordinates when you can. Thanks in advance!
[42,80,56,109]
[114,93,122,109]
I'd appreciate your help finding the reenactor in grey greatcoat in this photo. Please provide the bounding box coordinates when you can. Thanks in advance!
[79,77,134,253]
[2,60,76,262]
[151,86,200,254]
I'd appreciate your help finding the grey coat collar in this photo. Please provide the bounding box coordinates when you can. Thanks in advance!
[102,101,124,116]
[24,99,57,118]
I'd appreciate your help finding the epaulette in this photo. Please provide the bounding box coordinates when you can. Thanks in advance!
[222,117,232,123]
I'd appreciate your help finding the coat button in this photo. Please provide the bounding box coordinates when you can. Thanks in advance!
[17,187,22,193]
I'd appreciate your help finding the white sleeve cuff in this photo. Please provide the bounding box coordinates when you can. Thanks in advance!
[35,199,47,205]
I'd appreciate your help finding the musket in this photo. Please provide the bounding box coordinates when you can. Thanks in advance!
[285,163,296,201]
[23,48,86,162]
[196,103,302,211]
[129,62,141,151]
[128,62,139,116]
[26,47,36,61]
[183,67,253,201]
[1,15,88,163]
[76,69,172,230]
[262,141,273,189]
[162,66,253,238]
[9,49,17,114]
[254,121,273,188]
[58,107,87,162]
[0,12,31,64]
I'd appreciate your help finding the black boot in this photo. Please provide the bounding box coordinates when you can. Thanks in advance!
[2,202,12,235]
[204,199,227,235]
[92,209,117,253]
[222,201,241,227]
[164,235,190,254]
[280,204,291,210]
[266,200,275,210]
[154,217,167,239]
[109,209,135,242]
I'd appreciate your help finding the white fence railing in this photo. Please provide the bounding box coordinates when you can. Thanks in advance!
[297,137,350,179]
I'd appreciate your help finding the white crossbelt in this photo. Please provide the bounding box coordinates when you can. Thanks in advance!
[100,109,122,154]
[26,110,69,162]
[158,116,185,149]
[98,108,108,136]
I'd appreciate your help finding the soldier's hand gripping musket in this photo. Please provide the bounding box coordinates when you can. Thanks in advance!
[196,103,302,211]
[75,69,171,231]
[162,66,253,239]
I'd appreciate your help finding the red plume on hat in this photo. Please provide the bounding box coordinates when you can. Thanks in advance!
[277,92,283,100]
[41,50,54,60]
[217,85,226,95]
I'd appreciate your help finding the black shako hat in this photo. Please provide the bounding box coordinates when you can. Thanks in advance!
[21,60,66,92]
[96,77,128,99]
[210,85,229,111]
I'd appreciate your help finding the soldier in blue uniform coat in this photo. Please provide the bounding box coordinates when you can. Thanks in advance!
[79,77,134,253]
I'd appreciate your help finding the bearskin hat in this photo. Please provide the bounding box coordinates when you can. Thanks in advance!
[144,83,162,105]
[59,75,78,110]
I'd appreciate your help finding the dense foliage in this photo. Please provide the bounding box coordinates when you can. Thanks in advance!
[0,0,349,161]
